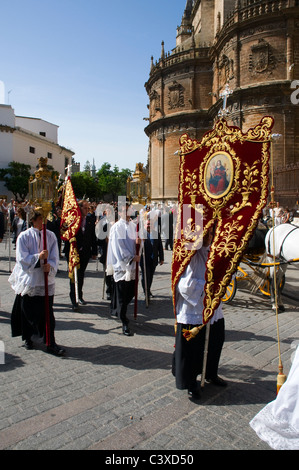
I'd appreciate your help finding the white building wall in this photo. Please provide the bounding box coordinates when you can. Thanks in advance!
[12,130,70,176]
[0,131,14,169]
[16,116,58,143]
[0,105,74,200]
[0,105,15,127]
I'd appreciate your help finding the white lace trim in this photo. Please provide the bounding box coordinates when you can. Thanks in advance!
[250,405,299,450]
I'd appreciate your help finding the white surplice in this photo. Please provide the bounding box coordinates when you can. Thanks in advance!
[250,345,299,450]
[106,217,137,282]
[175,246,223,325]
[8,227,59,297]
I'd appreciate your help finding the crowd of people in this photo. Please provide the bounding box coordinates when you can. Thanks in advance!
[0,198,32,243]
[1,194,299,449]
[3,196,227,397]
[261,201,298,227]
[1,197,176,351]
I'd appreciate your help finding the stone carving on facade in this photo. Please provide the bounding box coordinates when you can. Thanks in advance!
[249,39,276,75]
[149,90,160,118]
[219,54,234,88]
[241,22,285,39]
[168,81,185,110]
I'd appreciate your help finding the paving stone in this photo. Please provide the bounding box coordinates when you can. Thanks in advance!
[0,236,299,451]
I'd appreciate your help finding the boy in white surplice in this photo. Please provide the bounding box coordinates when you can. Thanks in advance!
[9,210,65,356]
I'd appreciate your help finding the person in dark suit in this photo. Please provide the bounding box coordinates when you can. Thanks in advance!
[47,206,62,257]
[11,207,27,245]
[140,216,164,304]
[0,210,4,242]
[64,199,98,311]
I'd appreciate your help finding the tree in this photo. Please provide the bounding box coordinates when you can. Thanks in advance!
[0,161,32,201]
[69,162,132,202]
[109,165,131,200]
[70,172,99,200]
[96,163,132,200]
[70,173,88,199]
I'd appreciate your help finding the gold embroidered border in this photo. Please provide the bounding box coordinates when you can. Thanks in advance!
[172,117,274,323]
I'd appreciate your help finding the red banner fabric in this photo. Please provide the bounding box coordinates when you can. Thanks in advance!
[171,117,274,324]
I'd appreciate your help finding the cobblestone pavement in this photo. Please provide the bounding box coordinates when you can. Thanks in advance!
[0,232,298,452]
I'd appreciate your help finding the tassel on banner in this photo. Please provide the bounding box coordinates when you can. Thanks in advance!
[277,361,287,395]
[270,136,287,395]
[182,324,204,341]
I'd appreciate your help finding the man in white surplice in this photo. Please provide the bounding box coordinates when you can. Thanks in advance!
[106,201,140,336]
[9,210,65,356]
[173,226,226,399]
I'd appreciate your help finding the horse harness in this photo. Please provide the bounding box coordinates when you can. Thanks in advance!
[267,224,299,261]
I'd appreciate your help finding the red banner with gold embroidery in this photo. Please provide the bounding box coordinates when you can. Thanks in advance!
[171,117,274,325]
[60,177,82,280]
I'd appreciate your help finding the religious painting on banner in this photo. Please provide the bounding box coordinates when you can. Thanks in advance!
[60,177,82,280]
[171,117,274,325]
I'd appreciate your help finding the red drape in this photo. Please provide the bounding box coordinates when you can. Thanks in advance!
[171,117,274,324]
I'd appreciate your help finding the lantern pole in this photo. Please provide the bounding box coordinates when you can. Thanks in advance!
[29,157,58,347]
[42,212,51,346]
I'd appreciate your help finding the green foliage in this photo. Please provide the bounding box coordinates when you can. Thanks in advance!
[71,162,132,201]
[71,172,99,200]
[0,161,32,201]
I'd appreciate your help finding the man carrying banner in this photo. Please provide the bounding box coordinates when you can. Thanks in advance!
[64,199,98,311]
[106,199,140,336]
[172,225,226,399]
[171,116,274,400]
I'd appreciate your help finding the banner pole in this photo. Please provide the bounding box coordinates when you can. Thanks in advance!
[134,217,140,320]
[141,240,149,308]
[270,137,287,394]
[201,321,210,389]
[8,223,11,273]
[74,266,79,304]
[43,220,51,346]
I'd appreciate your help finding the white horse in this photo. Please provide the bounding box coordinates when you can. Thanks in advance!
[265,223,299,312]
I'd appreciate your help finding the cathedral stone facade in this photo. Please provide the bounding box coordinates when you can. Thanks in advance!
[144,0,299,208]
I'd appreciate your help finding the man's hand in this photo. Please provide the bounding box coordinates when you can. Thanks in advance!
[39,250,49,260]
[42,263,51,273]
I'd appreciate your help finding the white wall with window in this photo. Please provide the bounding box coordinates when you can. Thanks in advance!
[0,104,74,199]
[15,116,59,143]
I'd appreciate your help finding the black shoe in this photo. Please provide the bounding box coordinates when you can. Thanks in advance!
[123,325,133,336]
[46,344,66,356]
[72,303,79,311]
[78,298,87,305]
[24,339,33,350]
[206,376,227,387]
[188,387,201,400]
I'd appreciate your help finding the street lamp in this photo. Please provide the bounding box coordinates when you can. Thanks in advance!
[28,157,59,346]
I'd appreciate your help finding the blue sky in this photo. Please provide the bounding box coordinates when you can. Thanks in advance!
[1,0,185,172]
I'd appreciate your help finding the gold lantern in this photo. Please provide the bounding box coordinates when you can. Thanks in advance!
[28,157,59,220]
[127,163,151,207]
